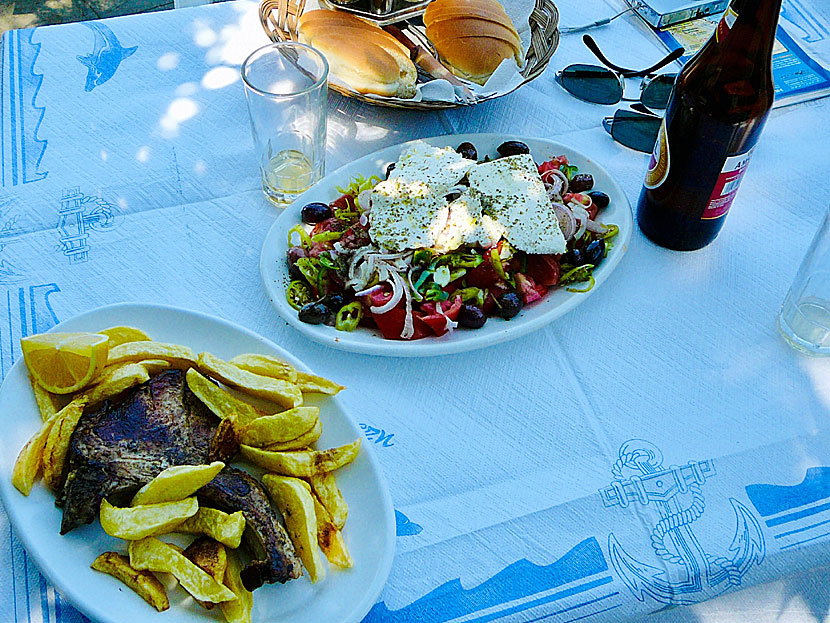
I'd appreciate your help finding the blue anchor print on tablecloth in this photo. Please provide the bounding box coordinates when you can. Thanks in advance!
[601,440,765,606]
[76,23,137,92]
[394,510,423,537]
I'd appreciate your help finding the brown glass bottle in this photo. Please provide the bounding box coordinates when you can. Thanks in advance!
[636,0,781,251]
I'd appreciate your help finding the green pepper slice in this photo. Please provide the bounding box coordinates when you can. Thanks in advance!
[312,231,343,244]
[335,301,363,332]
[288,225,312,250]
[286,281,313,310]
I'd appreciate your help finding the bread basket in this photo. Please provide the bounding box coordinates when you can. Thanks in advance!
[258,0,560,110]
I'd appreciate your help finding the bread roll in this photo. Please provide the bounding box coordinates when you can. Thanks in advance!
[298,10,417,98]
[424,0,522,86]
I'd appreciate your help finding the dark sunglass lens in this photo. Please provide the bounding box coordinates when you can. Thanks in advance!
[560,64,623,105]
[641,74,676,109]
[608,110,663,152]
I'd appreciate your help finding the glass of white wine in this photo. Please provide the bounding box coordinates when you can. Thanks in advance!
[779,207,830,356]
[241,43,329,205]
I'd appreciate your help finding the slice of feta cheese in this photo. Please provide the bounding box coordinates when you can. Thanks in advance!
[392,140,475,195]
[369,177,449,252]
[468,154,567,255]
[434,192,506,253]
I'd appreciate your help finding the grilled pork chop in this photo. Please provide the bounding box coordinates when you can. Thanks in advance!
[59,370,217,533]
[58,369,300,590]
[198,466,302,589]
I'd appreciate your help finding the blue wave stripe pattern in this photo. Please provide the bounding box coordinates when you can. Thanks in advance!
[1,29,47,188]
[746,467,830,517]
[364,537,609,623]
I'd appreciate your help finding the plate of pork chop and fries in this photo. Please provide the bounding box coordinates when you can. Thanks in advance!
[0,303,395,623]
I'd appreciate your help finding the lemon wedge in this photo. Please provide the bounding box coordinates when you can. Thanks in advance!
[21,332,109,394]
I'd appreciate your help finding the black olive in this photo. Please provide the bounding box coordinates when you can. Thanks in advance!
[497,141,530,158]
[301,202,332,224]
[566,247,587,266]
[298,302,330,324]
[569,174,594,193]
[286,246,307,280]
[584,239,606,265]
[497,292,523,320]
[459,304,487,329]
[446,191,461,202]
[385,162,396,179]
[456,142,478,161]
[587,190,610,210]
[323,293,345,311]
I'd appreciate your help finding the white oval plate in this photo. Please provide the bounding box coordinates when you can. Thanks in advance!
[0,303,395,623]
[261,133,633,357]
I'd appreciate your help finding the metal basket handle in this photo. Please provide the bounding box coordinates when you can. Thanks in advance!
[260,0,306,42]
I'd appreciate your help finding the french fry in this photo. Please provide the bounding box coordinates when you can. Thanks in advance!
[296,371,345,395]
[229,353,298,383]
[240,439,361,478]
[210,415,240,463]
[186,368,264,428]
[240,407,319,447]
[128,537,237,603]
[12,412,58,495]
[29,375,63,421]
[42,398,87,490]
[131,462,224,506]
[139,359,170,376]
[79,363,150,407]
[265,420,323,452]
[175,508,246,549]
[219,549,253,623]
[184,537,228,610]
[108,341,197,370]
[91,552,169,612]
[100,497,198,540]
[308,472,349,530]
[99,326,152,347]
[261,475,326,583]
[197,352,302,409]
[312,495,353,568]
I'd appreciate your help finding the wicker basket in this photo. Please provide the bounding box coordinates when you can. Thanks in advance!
[258,0,560,110]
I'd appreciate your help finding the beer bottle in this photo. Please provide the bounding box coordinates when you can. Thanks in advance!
[636,0,781,251]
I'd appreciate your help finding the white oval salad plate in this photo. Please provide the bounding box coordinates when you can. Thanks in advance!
[260,133,633,357]
[0,303,395,623]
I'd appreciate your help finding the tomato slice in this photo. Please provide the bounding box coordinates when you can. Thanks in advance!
[418,296,462,336]
[515,273,547,304]
[367,286,431,340]
[526,254,561,287]
[371,307,431,340]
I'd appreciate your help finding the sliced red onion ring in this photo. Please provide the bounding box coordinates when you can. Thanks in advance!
[355,283,384,297]
[357,189,372,212]
[585,219,610,234]
[552,202,577,240]
[542,168,569,196]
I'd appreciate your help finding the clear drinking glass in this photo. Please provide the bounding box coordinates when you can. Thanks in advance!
[241,43,328,205]
[779,208,830,355]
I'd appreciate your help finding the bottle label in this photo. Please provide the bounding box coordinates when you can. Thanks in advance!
[701,150,753,220]
[716,7,738,42]
[644,118,670,189]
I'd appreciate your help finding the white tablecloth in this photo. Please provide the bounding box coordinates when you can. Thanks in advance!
[2,1,830,622]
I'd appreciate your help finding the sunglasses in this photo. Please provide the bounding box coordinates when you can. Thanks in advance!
[555,35,684,152]
[556,36,682,108]
[602,109,663,153]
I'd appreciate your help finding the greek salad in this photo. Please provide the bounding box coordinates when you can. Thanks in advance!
[284,139,618,341]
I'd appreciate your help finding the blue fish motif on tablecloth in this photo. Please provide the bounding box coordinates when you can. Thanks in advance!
[746,467,830,552]
[77,23,137,92]
[395,511,423,537]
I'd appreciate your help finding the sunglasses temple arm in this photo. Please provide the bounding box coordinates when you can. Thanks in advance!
[583,34,685,77]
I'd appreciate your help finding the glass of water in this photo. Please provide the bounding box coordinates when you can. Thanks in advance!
[779,207,830,355]
[241,43,328,205]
